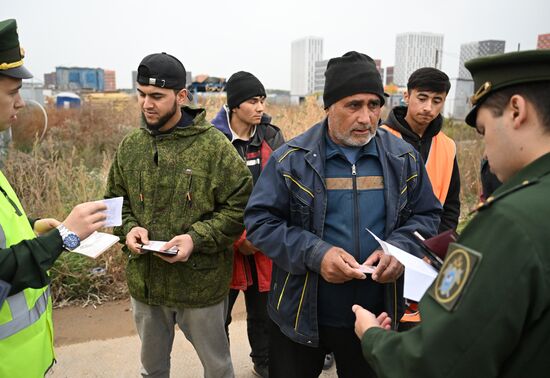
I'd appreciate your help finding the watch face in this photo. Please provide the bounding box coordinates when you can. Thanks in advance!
[64,233,80,250]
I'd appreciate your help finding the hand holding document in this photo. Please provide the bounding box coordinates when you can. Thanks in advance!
[69,197,123,258]
[98,197,123,227]
[366,229,438,301]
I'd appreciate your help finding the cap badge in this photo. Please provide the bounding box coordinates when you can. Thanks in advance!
[470,81,492,105]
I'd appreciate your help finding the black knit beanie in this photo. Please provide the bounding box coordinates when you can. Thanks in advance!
[226,71,266,109]
[323,51,387,108]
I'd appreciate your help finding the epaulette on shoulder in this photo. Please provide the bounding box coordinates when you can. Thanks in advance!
[470,178,540,214]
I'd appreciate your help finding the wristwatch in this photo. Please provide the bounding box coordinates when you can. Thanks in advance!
[56,224,81,250]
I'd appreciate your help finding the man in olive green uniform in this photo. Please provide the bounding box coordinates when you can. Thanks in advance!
[0,19,107,377]
[352,49,550,377]
[105,52,252,378]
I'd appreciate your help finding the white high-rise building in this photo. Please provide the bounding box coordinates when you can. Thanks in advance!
[291,36,323,97]
[394,32,444,86]
[448,40,505,119]
[313,59,329,93]
[458,40,505,80]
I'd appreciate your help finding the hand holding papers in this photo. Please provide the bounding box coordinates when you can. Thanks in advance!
[68,197,123,258]
[366,229,438,302]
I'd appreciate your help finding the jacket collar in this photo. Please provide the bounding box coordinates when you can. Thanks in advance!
[325,128,379,161]
[211,105,273,147]
[287,119,327,152]
[288,118,415,158]
[141,105,211,138]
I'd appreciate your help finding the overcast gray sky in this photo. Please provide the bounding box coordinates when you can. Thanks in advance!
[3,0,548,90]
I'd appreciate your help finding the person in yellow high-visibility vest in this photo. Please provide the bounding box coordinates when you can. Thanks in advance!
[0,19,107,377]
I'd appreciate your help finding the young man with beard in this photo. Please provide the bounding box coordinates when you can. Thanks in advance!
[353,49,550,378]
[105,53,252,378]
[0,19,107,377]
[211,71,284,378]
[382,68,460,234]
[244,51,441,378]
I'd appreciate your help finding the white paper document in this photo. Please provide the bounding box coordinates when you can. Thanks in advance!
[140,241,179,254]
[99,197,123,227]
[72,232,120,259]
[358,265,376,274]
[366,229,438,301]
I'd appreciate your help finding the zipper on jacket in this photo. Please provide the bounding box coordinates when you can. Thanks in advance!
[351,164,360,260]
[185,169,193,208]
[138,171,144,211]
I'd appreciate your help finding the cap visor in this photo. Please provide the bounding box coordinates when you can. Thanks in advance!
[465,106,478,127]
[1,65,33,79]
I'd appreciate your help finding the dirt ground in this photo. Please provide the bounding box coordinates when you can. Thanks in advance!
[50,294,337,377]
[53,295,247,346]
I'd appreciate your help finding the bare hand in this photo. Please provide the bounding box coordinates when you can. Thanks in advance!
[62,202,107,240]
[155,234,194,263]
[239,239,260,256]
[125,227,150,254]
[320,247,366,283]
[364,249,404,283]
[34,218,61,235]
[352,305,392,339]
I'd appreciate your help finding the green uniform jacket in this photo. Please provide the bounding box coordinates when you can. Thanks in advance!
[105,106,253,308]
[361,152,550,377]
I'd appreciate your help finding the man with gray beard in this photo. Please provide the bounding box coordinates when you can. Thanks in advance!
[243,51,441,377]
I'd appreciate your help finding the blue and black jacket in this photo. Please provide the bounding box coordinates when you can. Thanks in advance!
[244,120,442,347]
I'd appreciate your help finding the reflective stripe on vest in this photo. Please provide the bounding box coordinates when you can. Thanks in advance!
[0,286,50,340]
[0,223,5,248]
[380,125,456,204]
[0,171,56,376]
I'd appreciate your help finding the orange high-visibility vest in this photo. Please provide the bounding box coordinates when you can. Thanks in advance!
[381,125,456,204]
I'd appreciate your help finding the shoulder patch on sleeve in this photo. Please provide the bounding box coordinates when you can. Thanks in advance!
[428,243,482,312]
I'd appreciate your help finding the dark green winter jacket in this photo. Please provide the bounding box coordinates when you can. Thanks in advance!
[105,106,252,307]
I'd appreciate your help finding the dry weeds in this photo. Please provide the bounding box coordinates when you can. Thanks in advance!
[3,97,484,305]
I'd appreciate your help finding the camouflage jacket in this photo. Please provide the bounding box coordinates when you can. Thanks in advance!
[105,106,252,308]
